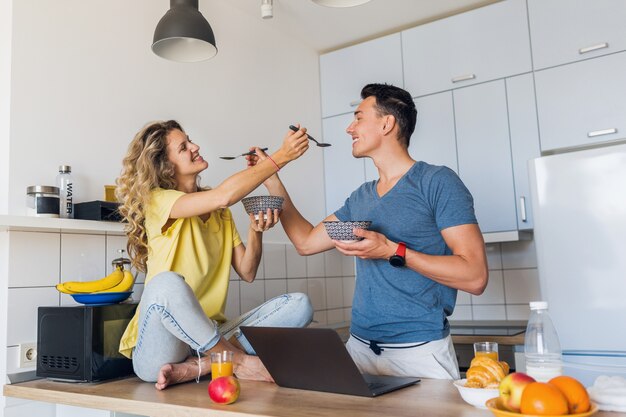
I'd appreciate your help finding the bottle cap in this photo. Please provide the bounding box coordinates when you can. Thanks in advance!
[529,301,548,310]
[58,165,71,173]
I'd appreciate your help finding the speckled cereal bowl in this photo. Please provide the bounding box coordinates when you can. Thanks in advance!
[322,221,372,241]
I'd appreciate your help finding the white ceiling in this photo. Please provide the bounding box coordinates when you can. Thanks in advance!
[228,0,501,53]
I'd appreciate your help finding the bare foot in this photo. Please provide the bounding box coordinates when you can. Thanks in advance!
[155,356,209,390]
[234,355,274,382]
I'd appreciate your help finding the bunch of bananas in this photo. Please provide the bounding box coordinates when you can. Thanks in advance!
[56,250,135,294]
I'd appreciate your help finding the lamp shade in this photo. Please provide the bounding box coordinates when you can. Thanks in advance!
[152,0,217,63]
[311,0,372,7]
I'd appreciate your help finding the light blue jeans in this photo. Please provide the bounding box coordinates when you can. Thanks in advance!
[132,271,313,382]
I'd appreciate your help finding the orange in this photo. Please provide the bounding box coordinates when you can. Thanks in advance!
[549,375,591,414]
[520,382,569,416]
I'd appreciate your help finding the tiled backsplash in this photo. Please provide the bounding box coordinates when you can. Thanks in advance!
[450,239,540,322]
[4,229,539,376]
[3,230,355,375]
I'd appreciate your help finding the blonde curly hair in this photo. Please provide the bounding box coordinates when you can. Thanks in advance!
[116,120,183,272]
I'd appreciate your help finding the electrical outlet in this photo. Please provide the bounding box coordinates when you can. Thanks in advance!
[19,342,37,368]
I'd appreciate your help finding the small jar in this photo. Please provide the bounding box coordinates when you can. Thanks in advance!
[26,186,60,217]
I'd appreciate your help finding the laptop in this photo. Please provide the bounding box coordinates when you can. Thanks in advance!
[240,326,420,397]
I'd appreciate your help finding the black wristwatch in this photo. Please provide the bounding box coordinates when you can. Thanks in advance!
[389,242,407,267]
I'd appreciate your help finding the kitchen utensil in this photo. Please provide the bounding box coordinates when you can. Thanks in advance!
[219,147,268,160]
[70,291,133,306]
[289,125,331,147]
[323,220,372,241]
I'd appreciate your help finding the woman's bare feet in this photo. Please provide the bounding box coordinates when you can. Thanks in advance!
[155,355,209,390]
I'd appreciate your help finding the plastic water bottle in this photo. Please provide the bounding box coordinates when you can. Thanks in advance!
[56,165,74,219]
[524,301,563,382]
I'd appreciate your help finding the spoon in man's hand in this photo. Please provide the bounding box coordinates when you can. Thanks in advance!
[219,147,268,160]
[289,125,331,147]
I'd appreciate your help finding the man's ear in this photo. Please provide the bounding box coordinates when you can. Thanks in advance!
[382,115,396,134]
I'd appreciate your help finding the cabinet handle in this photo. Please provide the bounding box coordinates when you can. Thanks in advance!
[520,197,527,223]
[451,74,476,83]
[588,128,617,138]
[579,42,609,55]
[349,99,361,107]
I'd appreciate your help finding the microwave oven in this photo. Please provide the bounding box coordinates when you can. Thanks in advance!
[36,303,138,382]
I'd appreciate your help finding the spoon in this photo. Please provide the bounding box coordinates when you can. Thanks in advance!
[219,147,268,160]
[289,125,331,147]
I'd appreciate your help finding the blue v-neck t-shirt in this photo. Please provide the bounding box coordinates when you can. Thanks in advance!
[335,161,477,343]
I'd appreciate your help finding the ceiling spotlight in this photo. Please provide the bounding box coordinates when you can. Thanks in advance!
[261,0,273,19]
[152,0,217,63]
[311,0,372,7]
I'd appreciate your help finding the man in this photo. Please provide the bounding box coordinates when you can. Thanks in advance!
[251,83,488,379]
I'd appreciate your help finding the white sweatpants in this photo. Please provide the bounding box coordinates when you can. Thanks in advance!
[346,334,460,380]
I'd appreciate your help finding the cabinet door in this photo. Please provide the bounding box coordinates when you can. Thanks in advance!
[454,80,517,233]
[320,34,403,118]
[506,73,541,230]
[410,92,458,172]
[322,114,365,215]
[528,0,626,70]
[402,0,531,97]
[535,52,626,152]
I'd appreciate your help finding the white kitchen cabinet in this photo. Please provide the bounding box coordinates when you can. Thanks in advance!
[534,51,626,152]
[320,33,403,118]
[506,73,540,230]
[410,92,458,172]
[454,80,517,233]
[527,0,626,71]
[322,113,365,215]
[402,0,531,97]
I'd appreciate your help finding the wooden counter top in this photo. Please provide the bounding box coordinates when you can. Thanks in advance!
[3,377,623,417]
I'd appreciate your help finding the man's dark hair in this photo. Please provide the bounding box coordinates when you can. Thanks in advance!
[361,83,417,148]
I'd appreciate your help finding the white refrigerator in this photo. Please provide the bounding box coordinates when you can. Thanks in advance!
[529,143,626,386]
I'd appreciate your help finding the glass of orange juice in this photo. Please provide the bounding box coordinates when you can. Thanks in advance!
[210,350,234,380]
[473,341,499,361]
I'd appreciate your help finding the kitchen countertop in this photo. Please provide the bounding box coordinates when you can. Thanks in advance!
[4,376,623,417]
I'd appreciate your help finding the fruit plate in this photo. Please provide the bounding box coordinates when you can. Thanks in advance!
[70,291,133,306]
[453,379,499,409]
[485,398,598,417]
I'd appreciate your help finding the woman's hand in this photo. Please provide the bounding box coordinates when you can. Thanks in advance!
[249,208,280,232]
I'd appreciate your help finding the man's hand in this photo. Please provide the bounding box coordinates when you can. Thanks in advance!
[333,228,396,260]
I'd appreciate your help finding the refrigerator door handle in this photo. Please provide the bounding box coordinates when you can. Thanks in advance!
[587,128,617,138]
[520,196,527,222]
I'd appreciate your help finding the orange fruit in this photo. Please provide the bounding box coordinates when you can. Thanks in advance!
[520,382,569,416]
[549,375,591,414]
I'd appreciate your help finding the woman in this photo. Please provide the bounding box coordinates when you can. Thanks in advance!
[116,120,313,390]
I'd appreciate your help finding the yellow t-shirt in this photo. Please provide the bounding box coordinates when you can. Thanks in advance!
[119,188,242,358]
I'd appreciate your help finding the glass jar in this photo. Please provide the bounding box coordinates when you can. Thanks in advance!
[26,185,60,217]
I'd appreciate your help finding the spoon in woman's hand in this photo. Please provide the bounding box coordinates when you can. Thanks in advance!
[289,125,331,147]
[219,147,268,160]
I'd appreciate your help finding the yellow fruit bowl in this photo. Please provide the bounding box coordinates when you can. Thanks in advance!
[485,398,598,417]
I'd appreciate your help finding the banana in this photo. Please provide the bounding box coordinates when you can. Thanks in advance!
[58,266,125,294]
[100,269,135,293]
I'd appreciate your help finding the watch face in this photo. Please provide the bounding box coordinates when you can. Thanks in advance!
[389,255,405,267]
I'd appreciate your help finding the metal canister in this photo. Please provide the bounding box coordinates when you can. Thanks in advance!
[26,185,60,217]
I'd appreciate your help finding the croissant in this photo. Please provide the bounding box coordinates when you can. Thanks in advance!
[465,356,510,388]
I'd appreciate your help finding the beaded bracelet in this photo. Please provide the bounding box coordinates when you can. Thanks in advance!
[267,155,280,172]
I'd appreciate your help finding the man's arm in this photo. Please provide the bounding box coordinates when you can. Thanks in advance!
[334,223,488,295]
[263,175,336,255]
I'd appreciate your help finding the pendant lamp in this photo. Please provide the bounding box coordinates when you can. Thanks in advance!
[311,0,372,7]
[152,0,217,63]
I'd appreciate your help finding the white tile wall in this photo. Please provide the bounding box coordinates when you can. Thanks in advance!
[8,231,60,288]
[450,241,540,323]
[2,230,540,379]
[61,234,106,283]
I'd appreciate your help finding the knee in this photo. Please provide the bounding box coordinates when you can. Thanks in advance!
[288,292,314,325]
[142,271,188,297]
